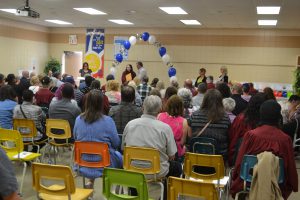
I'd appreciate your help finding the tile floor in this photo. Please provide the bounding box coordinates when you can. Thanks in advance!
[13,148,300,200]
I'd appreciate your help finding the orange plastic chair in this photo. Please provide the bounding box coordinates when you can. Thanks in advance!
[74,141,111,186]
[13,118,47,153]
[168,176,218,200]
[42,119,72,164]
[123,146,164,200]
[32,162,93,200]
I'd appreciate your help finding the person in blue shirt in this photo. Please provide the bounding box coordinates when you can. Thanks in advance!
[73,89,122,188]
[0,85,17,129]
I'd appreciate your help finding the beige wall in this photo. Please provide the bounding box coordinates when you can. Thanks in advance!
[0,36,48,76]
[1,18,300,85]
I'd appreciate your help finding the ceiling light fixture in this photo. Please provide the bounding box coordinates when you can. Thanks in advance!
[73,8,106,15]
[159,7,188,14]
[109,19,133,25]
[257,6,280,14]
[45,20,72,25]
[180,20,201,25]
[258,20,277,26]
[0,9,17,14]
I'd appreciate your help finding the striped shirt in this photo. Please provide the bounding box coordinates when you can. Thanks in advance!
[190,109,230,158]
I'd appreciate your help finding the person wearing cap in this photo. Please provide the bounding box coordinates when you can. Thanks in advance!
[35,76,55,108]
[230,100,298,199]
[64,76,83,107]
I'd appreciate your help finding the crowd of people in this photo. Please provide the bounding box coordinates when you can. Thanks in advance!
[0,62,299,199]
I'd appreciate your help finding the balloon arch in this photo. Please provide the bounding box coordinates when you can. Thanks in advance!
[110,32,177,78]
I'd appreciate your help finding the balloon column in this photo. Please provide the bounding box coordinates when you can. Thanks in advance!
[111,32,176,78]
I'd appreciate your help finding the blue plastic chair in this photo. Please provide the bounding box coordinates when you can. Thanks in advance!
[189,137,217,155]
[240,155,284,191]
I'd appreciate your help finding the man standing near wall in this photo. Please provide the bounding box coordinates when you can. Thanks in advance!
[136,61,147,80]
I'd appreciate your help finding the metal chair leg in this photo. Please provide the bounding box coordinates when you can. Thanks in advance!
[20,161,27,194]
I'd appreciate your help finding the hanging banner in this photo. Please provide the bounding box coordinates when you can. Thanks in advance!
[114,36,129,60]
[84,28,105,78]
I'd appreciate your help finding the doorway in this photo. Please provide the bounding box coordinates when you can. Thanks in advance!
[61,51,83,80]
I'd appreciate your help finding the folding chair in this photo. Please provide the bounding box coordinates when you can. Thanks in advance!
[168,176,218,200]
[74,141,110,187]
[13,118,47,153]
[0,128,41,194]
[189,137,217,155]
[103,168,152,200]
[42,119,72,164]
[32,162,93,200]
[183,152,228,199]
[123,146,164,200]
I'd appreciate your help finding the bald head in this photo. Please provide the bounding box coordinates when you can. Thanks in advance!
[184,79,193,89]
[22,70,29,79]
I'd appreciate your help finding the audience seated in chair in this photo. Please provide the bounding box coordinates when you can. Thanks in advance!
[190,89,230,159]
[0,85,17,129]
[74,89,122,188]
[13,90,47,152]
[228,93,267,166]
[109,85,142,136]
[49,83,81,141]
[158,95,191,161]
[35,76,55,108]
[230,100,298,200]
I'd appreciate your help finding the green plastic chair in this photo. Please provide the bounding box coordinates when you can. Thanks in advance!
[103,168,152,200]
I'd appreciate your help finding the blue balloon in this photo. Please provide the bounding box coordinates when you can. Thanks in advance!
[115,53,123,63]
[168,67,176,77]
[159,47,167,57]
[123,40,131,50]
[142,32,150,41]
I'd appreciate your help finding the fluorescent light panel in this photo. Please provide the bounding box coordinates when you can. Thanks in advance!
[257,6,280,14]
[73,8,106,15]
[180,20,201,25]
[159,7,188,14]
[45,20,72,25]
[109,19,133,25]
[0,9,17,14]
[258,20,277,26]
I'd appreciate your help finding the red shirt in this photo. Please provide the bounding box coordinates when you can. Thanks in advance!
[228,113,254,166]
[35,88,55,106]
[230,125,298,199]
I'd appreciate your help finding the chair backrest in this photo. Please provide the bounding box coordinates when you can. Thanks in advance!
[46,119,71,139]
[240,155,284,186]
[0,128,24,154]
[74,141,110,168]
[13,118,37,138]
[168,176,218,200]
[123,146,160,175]
[183,152,225,181]
[32,162,76,198]
[189,137,217,155]
[103,168,149,200]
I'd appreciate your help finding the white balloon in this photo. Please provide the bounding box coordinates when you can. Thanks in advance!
[110,67,116,75]
[162,54,170,64]
[148,35,156,45]
[129,36,137,46]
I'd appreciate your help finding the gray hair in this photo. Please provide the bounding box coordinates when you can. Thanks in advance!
[177,88,192,108]
[143,95,162,116]
[222,97,236,112]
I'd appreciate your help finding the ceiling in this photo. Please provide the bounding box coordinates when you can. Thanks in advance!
[0,0,299,29]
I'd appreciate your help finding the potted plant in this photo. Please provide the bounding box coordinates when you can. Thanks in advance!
[293,67,300,95]
[44,57,61,74]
